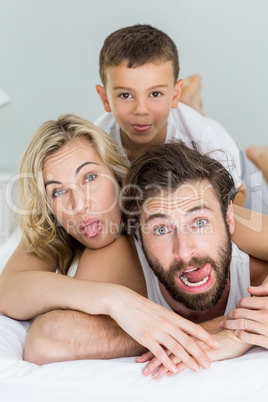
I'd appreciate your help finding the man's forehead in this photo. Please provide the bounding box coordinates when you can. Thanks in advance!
[142,182,218,217]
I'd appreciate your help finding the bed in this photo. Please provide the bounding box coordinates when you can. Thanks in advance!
[0,232,267,402]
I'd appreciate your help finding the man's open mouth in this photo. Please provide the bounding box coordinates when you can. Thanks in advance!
[179,264,212,288]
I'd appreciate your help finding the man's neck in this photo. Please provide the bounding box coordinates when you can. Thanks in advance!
[159,280,230,324]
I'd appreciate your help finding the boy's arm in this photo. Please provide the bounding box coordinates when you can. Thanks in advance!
[232,205,268,261]
[220,275,268,349]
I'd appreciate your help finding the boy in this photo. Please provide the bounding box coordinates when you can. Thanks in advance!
[94,24,268,213]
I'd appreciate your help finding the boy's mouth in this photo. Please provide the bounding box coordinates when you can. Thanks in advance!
[132,124,152,134]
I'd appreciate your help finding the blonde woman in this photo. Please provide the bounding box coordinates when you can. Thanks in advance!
[0,114,218,373]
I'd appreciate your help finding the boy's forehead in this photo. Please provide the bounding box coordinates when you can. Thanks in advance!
[105,61,175,88]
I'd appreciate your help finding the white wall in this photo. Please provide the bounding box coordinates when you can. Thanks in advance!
[1,0,268,172]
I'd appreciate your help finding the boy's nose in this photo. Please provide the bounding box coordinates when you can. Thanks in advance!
[133,98,149,115]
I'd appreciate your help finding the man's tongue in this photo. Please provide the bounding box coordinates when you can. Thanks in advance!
[81,221,102,238]
[182,263,212,283]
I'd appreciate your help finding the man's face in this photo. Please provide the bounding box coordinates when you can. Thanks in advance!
[139,180,234,311]
[96,61,183,150]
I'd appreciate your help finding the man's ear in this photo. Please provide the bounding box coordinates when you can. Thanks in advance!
[226,201,235,235]
[96,85,112,113]
[171,79,184,108]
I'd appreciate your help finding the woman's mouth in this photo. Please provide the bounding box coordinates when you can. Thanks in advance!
[80,220,102,238]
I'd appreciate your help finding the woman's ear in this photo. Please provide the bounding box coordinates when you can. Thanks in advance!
[96,85,112,113]
[171,79,184,108]
[226,201,235,235]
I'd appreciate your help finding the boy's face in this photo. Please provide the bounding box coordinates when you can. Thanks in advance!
[96,61,183,153]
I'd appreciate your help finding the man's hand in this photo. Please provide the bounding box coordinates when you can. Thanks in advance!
[220,281,268,349]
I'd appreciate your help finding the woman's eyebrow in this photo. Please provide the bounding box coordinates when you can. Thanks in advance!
[45,162,99,187]
[74,161,99,177]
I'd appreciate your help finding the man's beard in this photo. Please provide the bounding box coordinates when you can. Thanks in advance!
[140,229,232,312]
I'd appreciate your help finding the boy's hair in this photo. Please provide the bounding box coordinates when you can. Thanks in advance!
[19,114,128,275]
[99,24,179,86]
[122,141,238,236]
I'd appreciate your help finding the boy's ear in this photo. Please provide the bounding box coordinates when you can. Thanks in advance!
[96,85,112,113]
[171,79,184,108]
[226,201,235,235]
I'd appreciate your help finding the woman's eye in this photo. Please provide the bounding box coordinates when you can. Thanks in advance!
[150,91,162,98]
[85,173,96,183]
[52,188,66,198]
[119,93,132,99]
[154,226,169,235]
[193,219,207,228]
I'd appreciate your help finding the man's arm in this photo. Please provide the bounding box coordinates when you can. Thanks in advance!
[24,310,145,365]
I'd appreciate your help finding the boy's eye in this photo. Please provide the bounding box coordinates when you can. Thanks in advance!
[85,173,97,183]
[150,91,162,98]
[119,93,132,99]
[193,219,207,228]
[52,188,66,198]
[154,226,169,236]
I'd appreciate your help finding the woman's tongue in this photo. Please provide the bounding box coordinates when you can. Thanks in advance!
[81,221,102,238]
[182,263,212,283]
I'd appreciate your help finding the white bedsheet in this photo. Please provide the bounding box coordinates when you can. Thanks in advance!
[0,234,268,402]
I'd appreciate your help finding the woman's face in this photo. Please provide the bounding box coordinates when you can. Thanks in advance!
[43,137,122,249]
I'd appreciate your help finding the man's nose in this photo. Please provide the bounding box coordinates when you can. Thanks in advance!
[173,232,195,262]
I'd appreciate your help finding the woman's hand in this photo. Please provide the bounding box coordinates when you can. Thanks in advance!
[220,282,268,349]
[106,286,219,375]
[137,329,251,379]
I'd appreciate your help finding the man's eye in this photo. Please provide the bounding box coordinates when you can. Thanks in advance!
[193,219,207,228]
[150,91,162,98]
[85,173,96,183]
[119,93,132,99]
[154,226,169,235]
[52,189,66,198]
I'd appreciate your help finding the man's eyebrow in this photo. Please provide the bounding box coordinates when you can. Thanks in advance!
[145,213,169,224]
[144,206,212,223]
[44,162,99,187]
[185,205,212,215]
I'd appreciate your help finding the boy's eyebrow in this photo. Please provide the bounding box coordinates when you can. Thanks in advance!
[45,162,99,187]
[113,84,169,91]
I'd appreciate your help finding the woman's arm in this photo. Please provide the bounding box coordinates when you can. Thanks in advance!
[23,235,219,372]
[232,205,268,261]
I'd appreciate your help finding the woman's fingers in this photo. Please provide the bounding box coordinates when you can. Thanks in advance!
[235,330,268,349]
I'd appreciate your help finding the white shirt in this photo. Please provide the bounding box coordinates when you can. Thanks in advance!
[94,102,242,189]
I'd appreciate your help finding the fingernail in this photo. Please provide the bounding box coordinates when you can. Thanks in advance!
[142,367,149,374]
[171,365,177,373]
[152,370,160,379]
[234,330,239,337]
[203,361,210,369]
[193,363,200,372]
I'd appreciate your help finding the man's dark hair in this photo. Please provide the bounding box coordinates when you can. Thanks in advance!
[122,141,238,235]
[99,24,179,86]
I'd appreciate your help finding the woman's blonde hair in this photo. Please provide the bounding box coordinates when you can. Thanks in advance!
[19,114,128,275]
